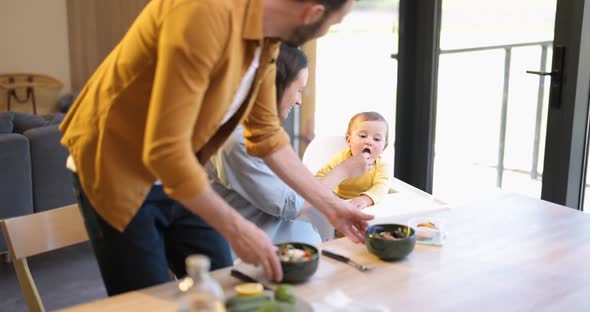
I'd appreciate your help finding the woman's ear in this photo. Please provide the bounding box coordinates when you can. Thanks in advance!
[345,134,351,145]
[302,3,326,25]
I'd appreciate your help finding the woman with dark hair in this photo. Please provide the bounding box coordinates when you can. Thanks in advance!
[206,45,371,247]
[274,44,308,119]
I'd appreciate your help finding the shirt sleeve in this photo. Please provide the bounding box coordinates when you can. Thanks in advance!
[142,3,228,200]
[243,55,291,158]
[361,160,391,204]
[212,130,303,220]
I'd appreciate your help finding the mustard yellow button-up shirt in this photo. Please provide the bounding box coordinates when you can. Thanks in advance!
[315,149,391,205]
[60,0,289,231]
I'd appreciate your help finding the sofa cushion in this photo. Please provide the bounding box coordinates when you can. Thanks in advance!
[0,133,34,251]
[43,112,66,125]
[11,112,50,134]
[25,125,75,212]
[0,112,13,133]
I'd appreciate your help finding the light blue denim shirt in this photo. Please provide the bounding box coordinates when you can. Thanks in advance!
[205,125,321,247]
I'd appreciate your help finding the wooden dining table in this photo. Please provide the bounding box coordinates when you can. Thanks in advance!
[60,191,590,311]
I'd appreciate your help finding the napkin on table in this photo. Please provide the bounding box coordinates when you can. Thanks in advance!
[311,289,390,312]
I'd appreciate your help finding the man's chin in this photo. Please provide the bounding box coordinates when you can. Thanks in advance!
[282,22,323,47]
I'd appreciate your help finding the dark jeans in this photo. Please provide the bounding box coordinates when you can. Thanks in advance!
[72,174,232,296]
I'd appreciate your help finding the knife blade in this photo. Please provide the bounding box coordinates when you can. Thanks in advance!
[230,269,274,290]
[321,249,371,272]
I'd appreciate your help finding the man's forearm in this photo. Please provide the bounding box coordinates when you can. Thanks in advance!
[179,183,284,282]
[298,164,352,213]
[179,185,244,237]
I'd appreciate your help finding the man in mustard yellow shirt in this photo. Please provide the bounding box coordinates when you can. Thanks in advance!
[60,0,372,295]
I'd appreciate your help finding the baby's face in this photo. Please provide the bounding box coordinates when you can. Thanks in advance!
[346,120,388,160]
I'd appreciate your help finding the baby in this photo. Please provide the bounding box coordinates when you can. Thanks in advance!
[315,111,391,209]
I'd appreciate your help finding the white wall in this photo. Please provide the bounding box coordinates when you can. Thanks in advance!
[0,0,71,94]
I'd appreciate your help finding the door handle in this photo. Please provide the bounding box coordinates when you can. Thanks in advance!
[526,70,557,76]
[526,45,565,109]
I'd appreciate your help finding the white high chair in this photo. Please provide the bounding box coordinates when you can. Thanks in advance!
[302,135,348,174]
[299,136,349,241]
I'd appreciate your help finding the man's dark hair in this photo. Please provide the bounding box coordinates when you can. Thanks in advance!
[275,44,308,103]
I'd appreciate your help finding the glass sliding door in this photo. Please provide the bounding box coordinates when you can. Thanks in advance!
[432,0,557,203]
[313,0,399,172]
[544,0,590,210]
[584,141,590,212]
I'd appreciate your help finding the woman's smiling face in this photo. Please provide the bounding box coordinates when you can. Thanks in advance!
[277,67,309,121]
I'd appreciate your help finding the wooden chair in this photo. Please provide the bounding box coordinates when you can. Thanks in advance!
[0,204,88,312]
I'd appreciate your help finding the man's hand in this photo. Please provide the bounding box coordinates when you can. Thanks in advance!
[350,195,374,209]
[225,219,283,282]
[180,187,283,282]
[323,199,373,243]
[264,145,374,244]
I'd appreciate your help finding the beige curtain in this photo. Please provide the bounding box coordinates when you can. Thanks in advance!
[300,41,317,157]
[66,0,150,91]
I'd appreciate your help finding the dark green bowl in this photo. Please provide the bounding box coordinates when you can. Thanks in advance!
[365,224,416,261]
[276,242,319,283]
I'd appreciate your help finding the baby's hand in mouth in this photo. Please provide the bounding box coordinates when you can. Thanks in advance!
[361,149,375,167]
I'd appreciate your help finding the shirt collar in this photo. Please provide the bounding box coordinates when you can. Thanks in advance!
[243,0,264,41]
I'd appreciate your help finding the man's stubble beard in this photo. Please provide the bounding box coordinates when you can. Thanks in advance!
[282,16,326,47]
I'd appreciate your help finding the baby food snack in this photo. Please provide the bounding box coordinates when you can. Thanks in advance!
[409,217,446,246]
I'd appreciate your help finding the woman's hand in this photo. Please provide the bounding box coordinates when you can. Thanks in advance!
[337,152,374,179]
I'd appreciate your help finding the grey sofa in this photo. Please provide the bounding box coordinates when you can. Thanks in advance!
[0,112,76,252]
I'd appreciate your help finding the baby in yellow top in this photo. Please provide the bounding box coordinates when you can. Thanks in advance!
[316,112,391,209]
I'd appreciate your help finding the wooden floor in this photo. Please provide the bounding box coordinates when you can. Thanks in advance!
[0,242,106,311]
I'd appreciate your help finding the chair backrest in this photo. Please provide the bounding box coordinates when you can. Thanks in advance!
[301,136,348,242]
[302,135,348,175]
[0,73,63,89]
[0,204,88,312]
